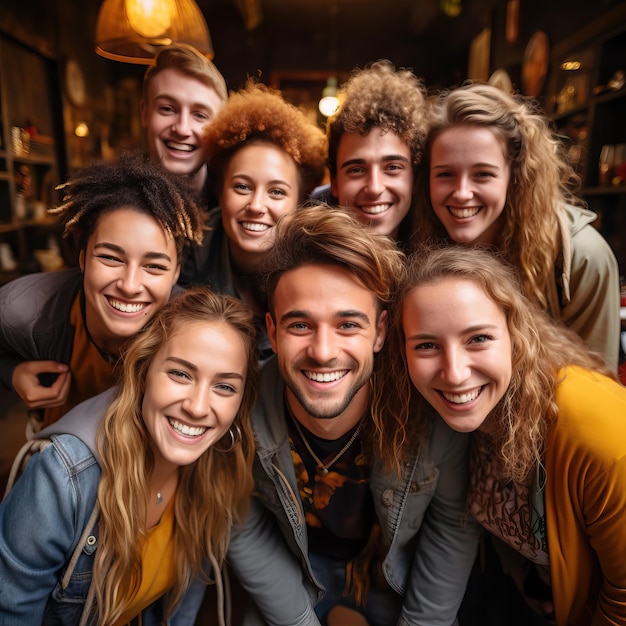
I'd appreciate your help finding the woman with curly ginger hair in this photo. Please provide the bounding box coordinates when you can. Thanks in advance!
[0,288,258,625]
[373,244,626,626]
[0,151,206,431]
[179,80,327,361]
[411,83,620,367]
[317,59,427,246]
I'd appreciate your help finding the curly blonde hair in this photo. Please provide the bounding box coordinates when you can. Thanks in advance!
[372,245,614,480]
[93,288,257,625]
[205,81,327,201]
[411,83,582,311]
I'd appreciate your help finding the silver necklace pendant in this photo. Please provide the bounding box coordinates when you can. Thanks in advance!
[156,491,163,504]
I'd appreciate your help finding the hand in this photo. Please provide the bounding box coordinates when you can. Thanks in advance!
[12,361,72,409]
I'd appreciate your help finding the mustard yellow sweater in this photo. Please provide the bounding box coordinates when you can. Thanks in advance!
[545,366,626,625]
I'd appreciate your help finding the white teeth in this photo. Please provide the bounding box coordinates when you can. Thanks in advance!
[304,370,348,382]
[168,418,207,437]
[360,203,390,215]
[109,299,145,313]
[165,141,194,152]
[241,222,270,232]
[442,388,481,404]
[448,206,480,218]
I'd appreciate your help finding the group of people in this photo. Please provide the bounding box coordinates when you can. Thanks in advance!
[0,42,624,626]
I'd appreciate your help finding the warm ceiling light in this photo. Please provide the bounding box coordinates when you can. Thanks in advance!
[95,0,214,63]
[126,0,174,37]
[74,122,90,138]
[561,61,581,71]
[319,77,340,117]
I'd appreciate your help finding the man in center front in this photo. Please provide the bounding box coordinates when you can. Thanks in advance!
[227,205,480,626]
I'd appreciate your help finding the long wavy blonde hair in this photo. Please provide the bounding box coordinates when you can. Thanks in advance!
[411,83,582,311]
[93,288,257,624]
[371,245,615,480]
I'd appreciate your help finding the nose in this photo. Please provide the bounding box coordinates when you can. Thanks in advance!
[306,326,338,364]
[116,265,143,295]
[441,347,471,386]
[246,188,265,214]
[364,168,384,196]
[171,111,191,136]
[182,383,211,419]
[451,175,474,202]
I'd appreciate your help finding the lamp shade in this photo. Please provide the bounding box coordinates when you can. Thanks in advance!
[95,0,214,63]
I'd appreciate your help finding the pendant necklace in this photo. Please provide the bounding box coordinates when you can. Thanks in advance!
[291,415,364,475]
[156,491,164,505]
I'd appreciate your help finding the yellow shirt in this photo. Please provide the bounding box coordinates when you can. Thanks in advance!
[114,496,177,626]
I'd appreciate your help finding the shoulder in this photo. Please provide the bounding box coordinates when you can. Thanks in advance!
[564,205,617,267]
[551,366,626,461]
[49,433,99,471]
[252,357,288,445]
[37,386,117,464]
[0,268,82,325]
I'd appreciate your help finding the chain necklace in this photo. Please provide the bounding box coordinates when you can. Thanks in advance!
[291,415,364,475]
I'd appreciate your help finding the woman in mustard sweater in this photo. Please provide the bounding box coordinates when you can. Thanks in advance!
[373,244,626,626]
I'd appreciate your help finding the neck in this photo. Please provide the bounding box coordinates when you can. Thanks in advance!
[228,241,262,277]
[286,384,369,440]
[187,164,207,192]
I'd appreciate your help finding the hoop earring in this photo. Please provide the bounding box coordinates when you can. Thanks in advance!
[214,423,242,453]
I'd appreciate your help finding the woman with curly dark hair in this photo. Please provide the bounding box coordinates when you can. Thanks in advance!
[0,151,205,431]
[179,80,327,361]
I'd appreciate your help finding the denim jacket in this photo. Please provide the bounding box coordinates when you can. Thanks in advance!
[0,390,163,626]
[228,358,481,626]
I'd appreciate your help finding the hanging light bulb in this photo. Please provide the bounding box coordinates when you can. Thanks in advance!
[125,0,174,38]
[319,77,339,117]
[95,0,214,63]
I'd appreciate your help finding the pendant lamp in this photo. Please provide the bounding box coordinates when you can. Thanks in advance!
[95,0,214,63]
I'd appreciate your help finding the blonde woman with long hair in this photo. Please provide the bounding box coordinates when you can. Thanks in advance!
[0,288,257,625]
[375,244,626,626]
[411,83,620,368]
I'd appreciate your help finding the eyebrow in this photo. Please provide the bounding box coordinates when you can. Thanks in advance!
[165,356,244,380]
[339,154,410,171]
[406,324,500,341]
[280,310,371,325]
[431,162,501,170]
[231,173,293,190]
[94,242,173,263]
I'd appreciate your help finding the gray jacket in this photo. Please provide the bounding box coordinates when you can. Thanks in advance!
[228,358,481,626]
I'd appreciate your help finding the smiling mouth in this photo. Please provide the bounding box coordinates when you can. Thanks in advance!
[168,417,208,438]
[440,387,482,404]
[304,370,348,383]
[359,203,391,215]
[241,221,270,232]
[108,298,146,314]
[164,140,194,152]
[448,206,480,219]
